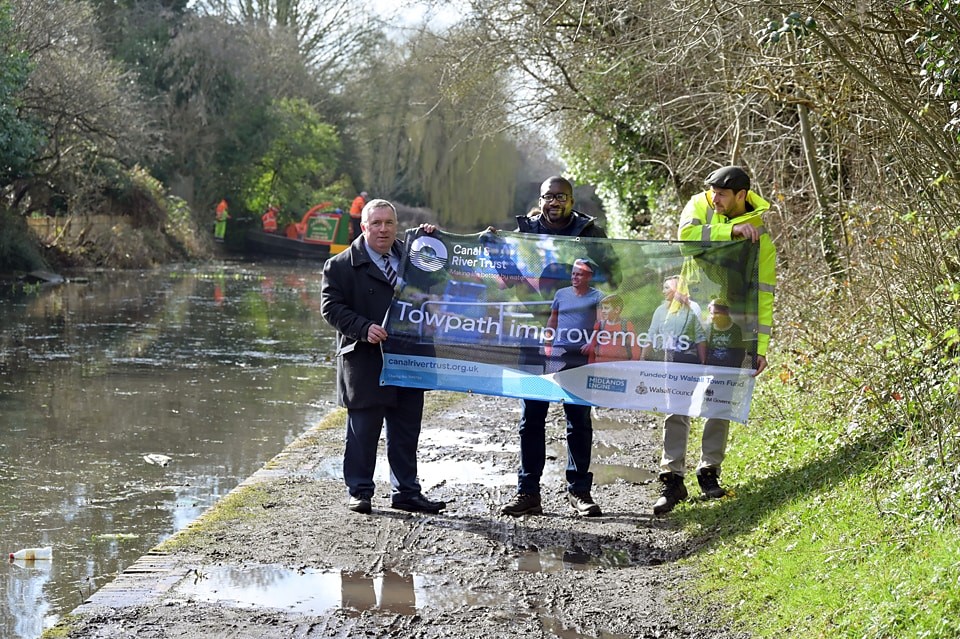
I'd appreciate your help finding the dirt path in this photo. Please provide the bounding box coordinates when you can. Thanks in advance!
[60,392,748,639]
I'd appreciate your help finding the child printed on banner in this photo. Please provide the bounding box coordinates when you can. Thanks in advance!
[586,293,638,364]
[705,298,746,368]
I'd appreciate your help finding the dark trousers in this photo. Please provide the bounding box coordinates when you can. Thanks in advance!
[343,389,424,500]
[517,399,594,494]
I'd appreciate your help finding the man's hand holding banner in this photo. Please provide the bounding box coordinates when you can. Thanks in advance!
[380,229,761,423]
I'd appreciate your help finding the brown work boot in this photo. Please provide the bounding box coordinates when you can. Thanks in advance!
[653,472,688,515]
[696,467,728,499]
[500,493,543,516]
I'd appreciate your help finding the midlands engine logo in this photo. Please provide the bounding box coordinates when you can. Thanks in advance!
[586,375,627,393]
[409,236,448,272]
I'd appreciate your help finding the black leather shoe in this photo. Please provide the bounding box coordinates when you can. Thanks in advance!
[348,494,372,514]
[391,494,446,514]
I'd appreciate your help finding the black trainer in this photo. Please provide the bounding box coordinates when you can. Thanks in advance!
[500,493,543,516]
[348,494,372,514]
[653,472,688,515]
[391,494,446,514]
[696,467,727,499]
[567,491,602,517]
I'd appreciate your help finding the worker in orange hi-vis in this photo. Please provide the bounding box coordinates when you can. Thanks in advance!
[261,205,279,233]
[214,199,230,242]
[349,191,367,240]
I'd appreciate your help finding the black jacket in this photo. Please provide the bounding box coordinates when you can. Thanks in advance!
[516,210,621,287]
[515,210,606,238]
[320,236,416,409]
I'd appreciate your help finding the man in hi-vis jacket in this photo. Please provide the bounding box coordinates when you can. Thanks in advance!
[653,166,776,515]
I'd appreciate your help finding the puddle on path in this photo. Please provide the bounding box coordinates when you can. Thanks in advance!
[314,454,523,489]
[540,615,633,639]
[313,426,652,490]
[591,463,656,486]
[176,545,635,617]
[514,546,634,572]
[591,415,644,431]
[174,566,497,616]
[418,429,516,453]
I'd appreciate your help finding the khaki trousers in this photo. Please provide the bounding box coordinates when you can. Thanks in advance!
[660,414,730,476]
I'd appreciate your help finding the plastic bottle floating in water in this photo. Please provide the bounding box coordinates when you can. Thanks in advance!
[9,547,53,561]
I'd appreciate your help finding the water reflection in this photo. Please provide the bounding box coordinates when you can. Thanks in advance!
[2,561,53,639]
[591,463,656,486]
[514,546,634,573]
[0,264,338,639]
[173,549,634,620]
[176,564,507,615]
[176,566,421,615]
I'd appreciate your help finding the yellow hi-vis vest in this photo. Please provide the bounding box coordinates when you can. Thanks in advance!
[678,190,776,357]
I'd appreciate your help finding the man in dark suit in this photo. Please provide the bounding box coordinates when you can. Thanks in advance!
[320,198,445,515]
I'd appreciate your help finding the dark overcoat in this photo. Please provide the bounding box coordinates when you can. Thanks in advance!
[320,236,414,409]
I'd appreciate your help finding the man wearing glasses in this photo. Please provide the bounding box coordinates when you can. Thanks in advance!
[500,176,609,518]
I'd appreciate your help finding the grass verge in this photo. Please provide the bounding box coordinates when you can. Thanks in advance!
[679,369,960,638]
[155,485,274,553]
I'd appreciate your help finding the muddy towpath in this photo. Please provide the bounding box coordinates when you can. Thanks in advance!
[58,392,748,639]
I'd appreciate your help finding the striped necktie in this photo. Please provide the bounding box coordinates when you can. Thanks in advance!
[382,254,397,287]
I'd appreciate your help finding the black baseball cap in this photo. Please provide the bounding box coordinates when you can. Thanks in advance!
[705,166,750,192]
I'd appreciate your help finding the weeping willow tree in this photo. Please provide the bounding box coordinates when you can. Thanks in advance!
[404,104,521,230]
[352,32,521,231]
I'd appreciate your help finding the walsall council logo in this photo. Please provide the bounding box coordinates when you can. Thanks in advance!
[409,236,448,272]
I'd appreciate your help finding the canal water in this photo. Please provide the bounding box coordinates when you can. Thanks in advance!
[0,262,338,639]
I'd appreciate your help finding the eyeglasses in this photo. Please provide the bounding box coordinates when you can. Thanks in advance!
[539,193,569,202]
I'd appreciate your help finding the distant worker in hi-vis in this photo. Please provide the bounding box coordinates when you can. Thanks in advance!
[214,199,230,242]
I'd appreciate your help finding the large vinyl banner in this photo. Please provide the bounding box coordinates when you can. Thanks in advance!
[381,229,761,423]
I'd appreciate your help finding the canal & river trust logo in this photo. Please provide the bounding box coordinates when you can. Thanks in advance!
[409,236,448,272]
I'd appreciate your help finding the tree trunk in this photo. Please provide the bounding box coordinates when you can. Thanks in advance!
[797,102,843,280]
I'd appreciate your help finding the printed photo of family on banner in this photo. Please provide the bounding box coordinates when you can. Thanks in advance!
[380,228,761,423]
